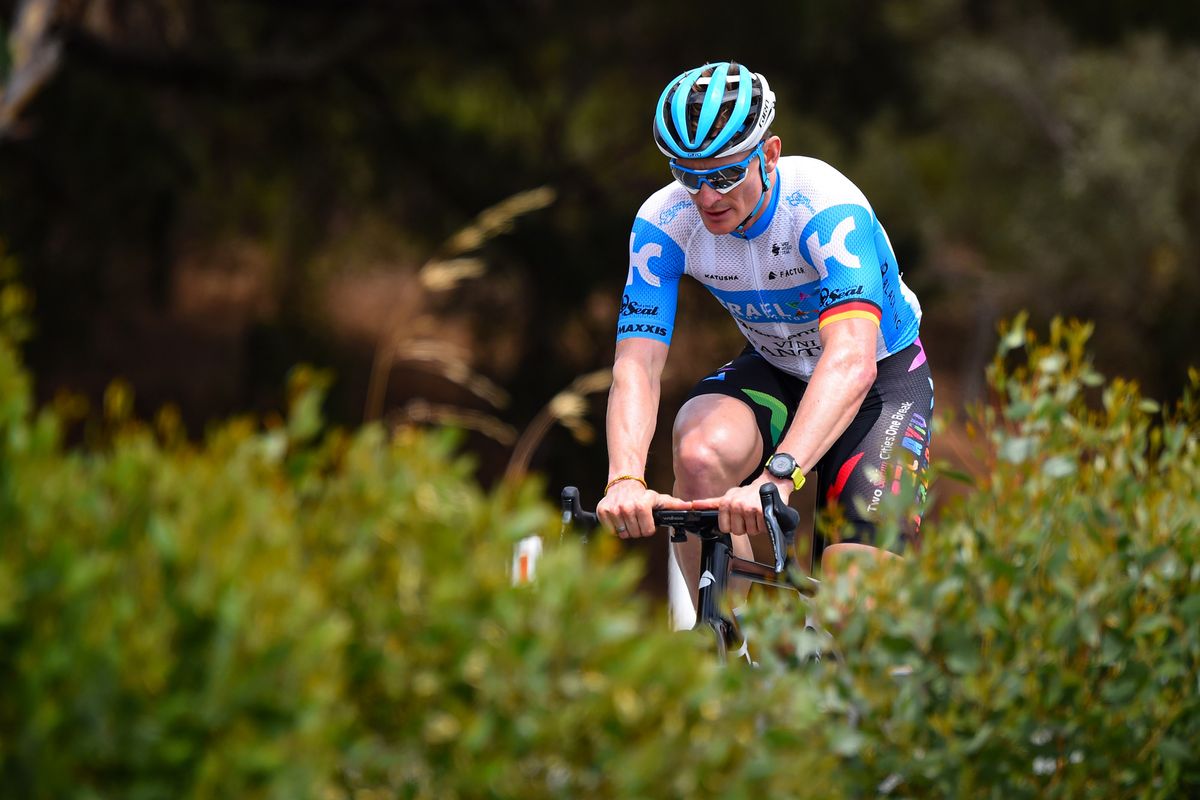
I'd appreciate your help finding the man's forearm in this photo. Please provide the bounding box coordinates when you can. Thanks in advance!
[605,359,662,480]
[772,343,876,475]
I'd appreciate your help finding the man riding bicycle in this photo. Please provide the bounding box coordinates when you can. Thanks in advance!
[595,61,934,628]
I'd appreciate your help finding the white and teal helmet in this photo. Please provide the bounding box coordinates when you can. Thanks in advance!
[652,61,776,160]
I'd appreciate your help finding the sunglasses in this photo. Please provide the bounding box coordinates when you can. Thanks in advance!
[669,144,762,195]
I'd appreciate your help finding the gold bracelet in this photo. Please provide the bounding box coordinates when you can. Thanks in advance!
[604,474,648,494]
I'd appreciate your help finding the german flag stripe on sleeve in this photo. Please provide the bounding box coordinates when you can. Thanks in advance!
[818,299,882,329]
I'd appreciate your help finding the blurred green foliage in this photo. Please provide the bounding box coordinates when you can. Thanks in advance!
[0,287,835,798]
[746,315,1200,797]
[2,279,1199,796]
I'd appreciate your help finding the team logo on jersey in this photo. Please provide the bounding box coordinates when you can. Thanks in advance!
[783,287,819,322]
[659,199,691,225]
[617,322,669,337]
[819,284,865,309]
[798,204,876,276]
[628,218,685,289]
[620,295,659,317]
[628,234,662,288]
[767,266,806,280]
[707,281,821,324]
[786,191,815,212]
[702,364,734,381]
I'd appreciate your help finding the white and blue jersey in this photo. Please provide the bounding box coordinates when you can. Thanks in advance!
[618,156,922,380]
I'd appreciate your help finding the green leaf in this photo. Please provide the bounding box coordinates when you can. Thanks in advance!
[1037,353,1066,374]
[940,629,982,675]
[1131,615,1174,637]
[999,436,1034,463]
[938,467,977,486]
[1042,456,1077,478]
[828,725,866,757]
[963,724,994,754]
[1100,676,1139,705]
[1000,313,1028,353]
[1177,594,1200,623]
[1158,738,1191,763]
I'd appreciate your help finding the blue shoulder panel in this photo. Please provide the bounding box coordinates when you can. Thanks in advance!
[617,218,686,344]
[798,203,919,350]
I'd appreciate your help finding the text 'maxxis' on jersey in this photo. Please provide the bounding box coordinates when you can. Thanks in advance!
[618,156,922,380]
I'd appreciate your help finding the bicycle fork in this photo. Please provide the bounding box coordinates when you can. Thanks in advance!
[695,535,749,663]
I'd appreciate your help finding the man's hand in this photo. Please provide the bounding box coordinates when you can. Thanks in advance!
[691,474,793,536]
[597,480,690,539]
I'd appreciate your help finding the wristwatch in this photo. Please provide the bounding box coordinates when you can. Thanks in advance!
[765,452,806,491]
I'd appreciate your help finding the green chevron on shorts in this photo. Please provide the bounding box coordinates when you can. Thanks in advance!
[740,389,787,446]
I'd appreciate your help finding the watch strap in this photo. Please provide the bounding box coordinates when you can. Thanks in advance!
[765,453,806,492]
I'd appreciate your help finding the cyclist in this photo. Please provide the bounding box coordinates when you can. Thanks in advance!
[595,61,934,628]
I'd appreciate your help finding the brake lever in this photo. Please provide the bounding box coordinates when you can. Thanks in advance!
[759,483,801,573]
[561,486,599,541]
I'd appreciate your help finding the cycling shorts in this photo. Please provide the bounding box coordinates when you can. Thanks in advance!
[683,338,934,555]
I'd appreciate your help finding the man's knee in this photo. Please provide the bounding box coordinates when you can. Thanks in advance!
[672,397,761,496]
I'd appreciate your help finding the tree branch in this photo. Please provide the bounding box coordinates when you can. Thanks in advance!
[0,0,63,138]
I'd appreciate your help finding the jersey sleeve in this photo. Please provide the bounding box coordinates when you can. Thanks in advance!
[796,202,886,331]
[617,215,686,345]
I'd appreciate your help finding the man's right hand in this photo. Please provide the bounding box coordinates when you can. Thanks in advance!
[596,480,690,539]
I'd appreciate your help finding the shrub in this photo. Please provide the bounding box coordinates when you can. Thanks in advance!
[0,327,833,798]
[744,315,1199,799]
[0,310,1196,799]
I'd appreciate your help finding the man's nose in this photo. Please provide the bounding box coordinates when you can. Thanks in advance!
[695,183,723,205]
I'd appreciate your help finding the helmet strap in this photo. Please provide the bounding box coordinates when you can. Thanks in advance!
[733,154,772,239]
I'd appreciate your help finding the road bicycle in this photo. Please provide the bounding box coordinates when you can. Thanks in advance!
[558,483,822,663]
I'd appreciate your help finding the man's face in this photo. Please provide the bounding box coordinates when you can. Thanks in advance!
[673,136,781,235]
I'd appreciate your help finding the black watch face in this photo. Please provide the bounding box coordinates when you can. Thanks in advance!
[768,454,794,476]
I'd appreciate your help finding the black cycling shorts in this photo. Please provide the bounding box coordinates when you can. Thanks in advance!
[683,338,934,555]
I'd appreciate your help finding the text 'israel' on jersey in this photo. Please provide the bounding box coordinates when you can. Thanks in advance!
[616,155,922,380]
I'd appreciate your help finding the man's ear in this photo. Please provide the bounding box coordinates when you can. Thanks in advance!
[764,135,782,171]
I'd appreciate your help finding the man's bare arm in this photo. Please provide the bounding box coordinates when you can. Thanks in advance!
[771,316,879,476]
[606,337,669,481]
[597,337,688,537]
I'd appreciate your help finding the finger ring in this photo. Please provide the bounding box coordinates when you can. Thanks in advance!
[615,525,627,532]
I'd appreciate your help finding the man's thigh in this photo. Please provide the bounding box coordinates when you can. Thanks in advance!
[678,347,802,483]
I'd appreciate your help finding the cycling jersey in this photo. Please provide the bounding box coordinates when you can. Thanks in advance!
[617,156,922,378]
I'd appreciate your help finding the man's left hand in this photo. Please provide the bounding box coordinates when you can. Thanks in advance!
[691,474,792,536]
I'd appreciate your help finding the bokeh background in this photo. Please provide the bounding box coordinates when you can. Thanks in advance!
[2,0,1198,516]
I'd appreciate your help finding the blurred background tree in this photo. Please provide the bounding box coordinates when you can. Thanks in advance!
[0,0,1198,497]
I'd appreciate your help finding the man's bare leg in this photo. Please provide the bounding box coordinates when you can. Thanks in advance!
[667,394,763,629]
[820,541,902,616]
